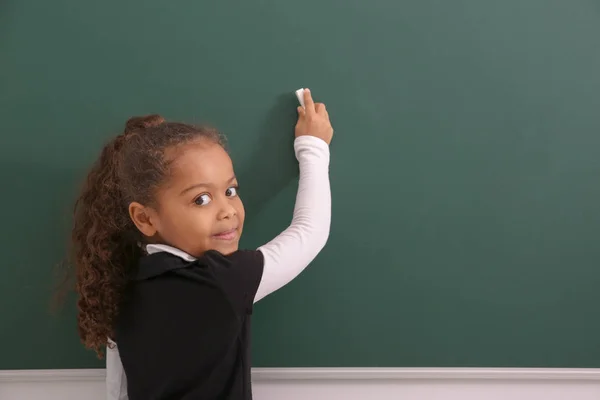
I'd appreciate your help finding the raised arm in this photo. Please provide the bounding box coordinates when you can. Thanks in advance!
[255,89,333,302]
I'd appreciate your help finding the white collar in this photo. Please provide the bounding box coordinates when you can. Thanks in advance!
[145,243,197,262]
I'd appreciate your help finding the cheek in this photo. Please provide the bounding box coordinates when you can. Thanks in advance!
[159,204,211,236]
[236,198,245,225]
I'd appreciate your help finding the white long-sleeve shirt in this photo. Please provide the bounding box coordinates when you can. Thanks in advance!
[106,135,331,400]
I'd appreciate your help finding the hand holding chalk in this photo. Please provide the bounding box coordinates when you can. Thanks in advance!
[294,88,334,145]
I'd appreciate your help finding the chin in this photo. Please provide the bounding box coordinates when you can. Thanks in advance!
[213,241,239,255]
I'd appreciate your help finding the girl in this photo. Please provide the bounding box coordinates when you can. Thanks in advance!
[71,89,332,400]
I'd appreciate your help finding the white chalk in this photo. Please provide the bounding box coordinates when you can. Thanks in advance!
[295,88,305,108]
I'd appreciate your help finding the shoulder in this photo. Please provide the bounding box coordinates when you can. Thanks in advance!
[133,249,264,281]
[133,251,189,280]
[207,248,265,270]
[129,249,265,314]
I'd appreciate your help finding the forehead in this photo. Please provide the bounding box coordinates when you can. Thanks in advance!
[166,140,234,187]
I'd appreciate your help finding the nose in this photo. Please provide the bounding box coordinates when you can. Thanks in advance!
[217,199,237,220]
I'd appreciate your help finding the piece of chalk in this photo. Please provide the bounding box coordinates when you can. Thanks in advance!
[295,88,305,108]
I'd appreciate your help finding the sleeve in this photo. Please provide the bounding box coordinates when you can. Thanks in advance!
[106,339,128,400]
[203,249,265,314]
[254,135,331,303]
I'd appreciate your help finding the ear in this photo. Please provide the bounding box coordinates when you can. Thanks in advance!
[128,201,158,238]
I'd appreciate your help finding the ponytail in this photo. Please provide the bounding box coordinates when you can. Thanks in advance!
[71,133,141,357]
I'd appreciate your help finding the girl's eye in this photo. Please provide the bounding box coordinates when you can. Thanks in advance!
[194,194,212,206]
[226,186,239,197]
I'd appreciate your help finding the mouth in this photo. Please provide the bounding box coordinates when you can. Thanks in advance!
[212,228,238,241]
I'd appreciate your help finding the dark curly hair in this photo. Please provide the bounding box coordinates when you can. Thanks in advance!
[69,114,226,357]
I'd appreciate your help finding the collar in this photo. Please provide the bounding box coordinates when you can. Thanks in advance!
[145,243,197,262]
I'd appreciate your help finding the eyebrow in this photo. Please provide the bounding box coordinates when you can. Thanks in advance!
[179,176,237,196]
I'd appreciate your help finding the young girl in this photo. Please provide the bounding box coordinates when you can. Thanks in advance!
[71,89,332,400]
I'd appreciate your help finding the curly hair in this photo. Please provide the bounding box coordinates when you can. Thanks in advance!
[69,114,226,358]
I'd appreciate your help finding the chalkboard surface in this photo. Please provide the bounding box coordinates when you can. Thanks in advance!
[2,0,600,369]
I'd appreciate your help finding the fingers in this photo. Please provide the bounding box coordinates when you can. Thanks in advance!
[315,102,327,114]
[303,88,315,113]
[300,89,329,119]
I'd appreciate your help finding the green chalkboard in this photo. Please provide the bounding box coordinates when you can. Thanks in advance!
[2,0,600,369]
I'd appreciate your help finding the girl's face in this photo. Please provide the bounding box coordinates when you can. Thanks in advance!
[134,139,245,257]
